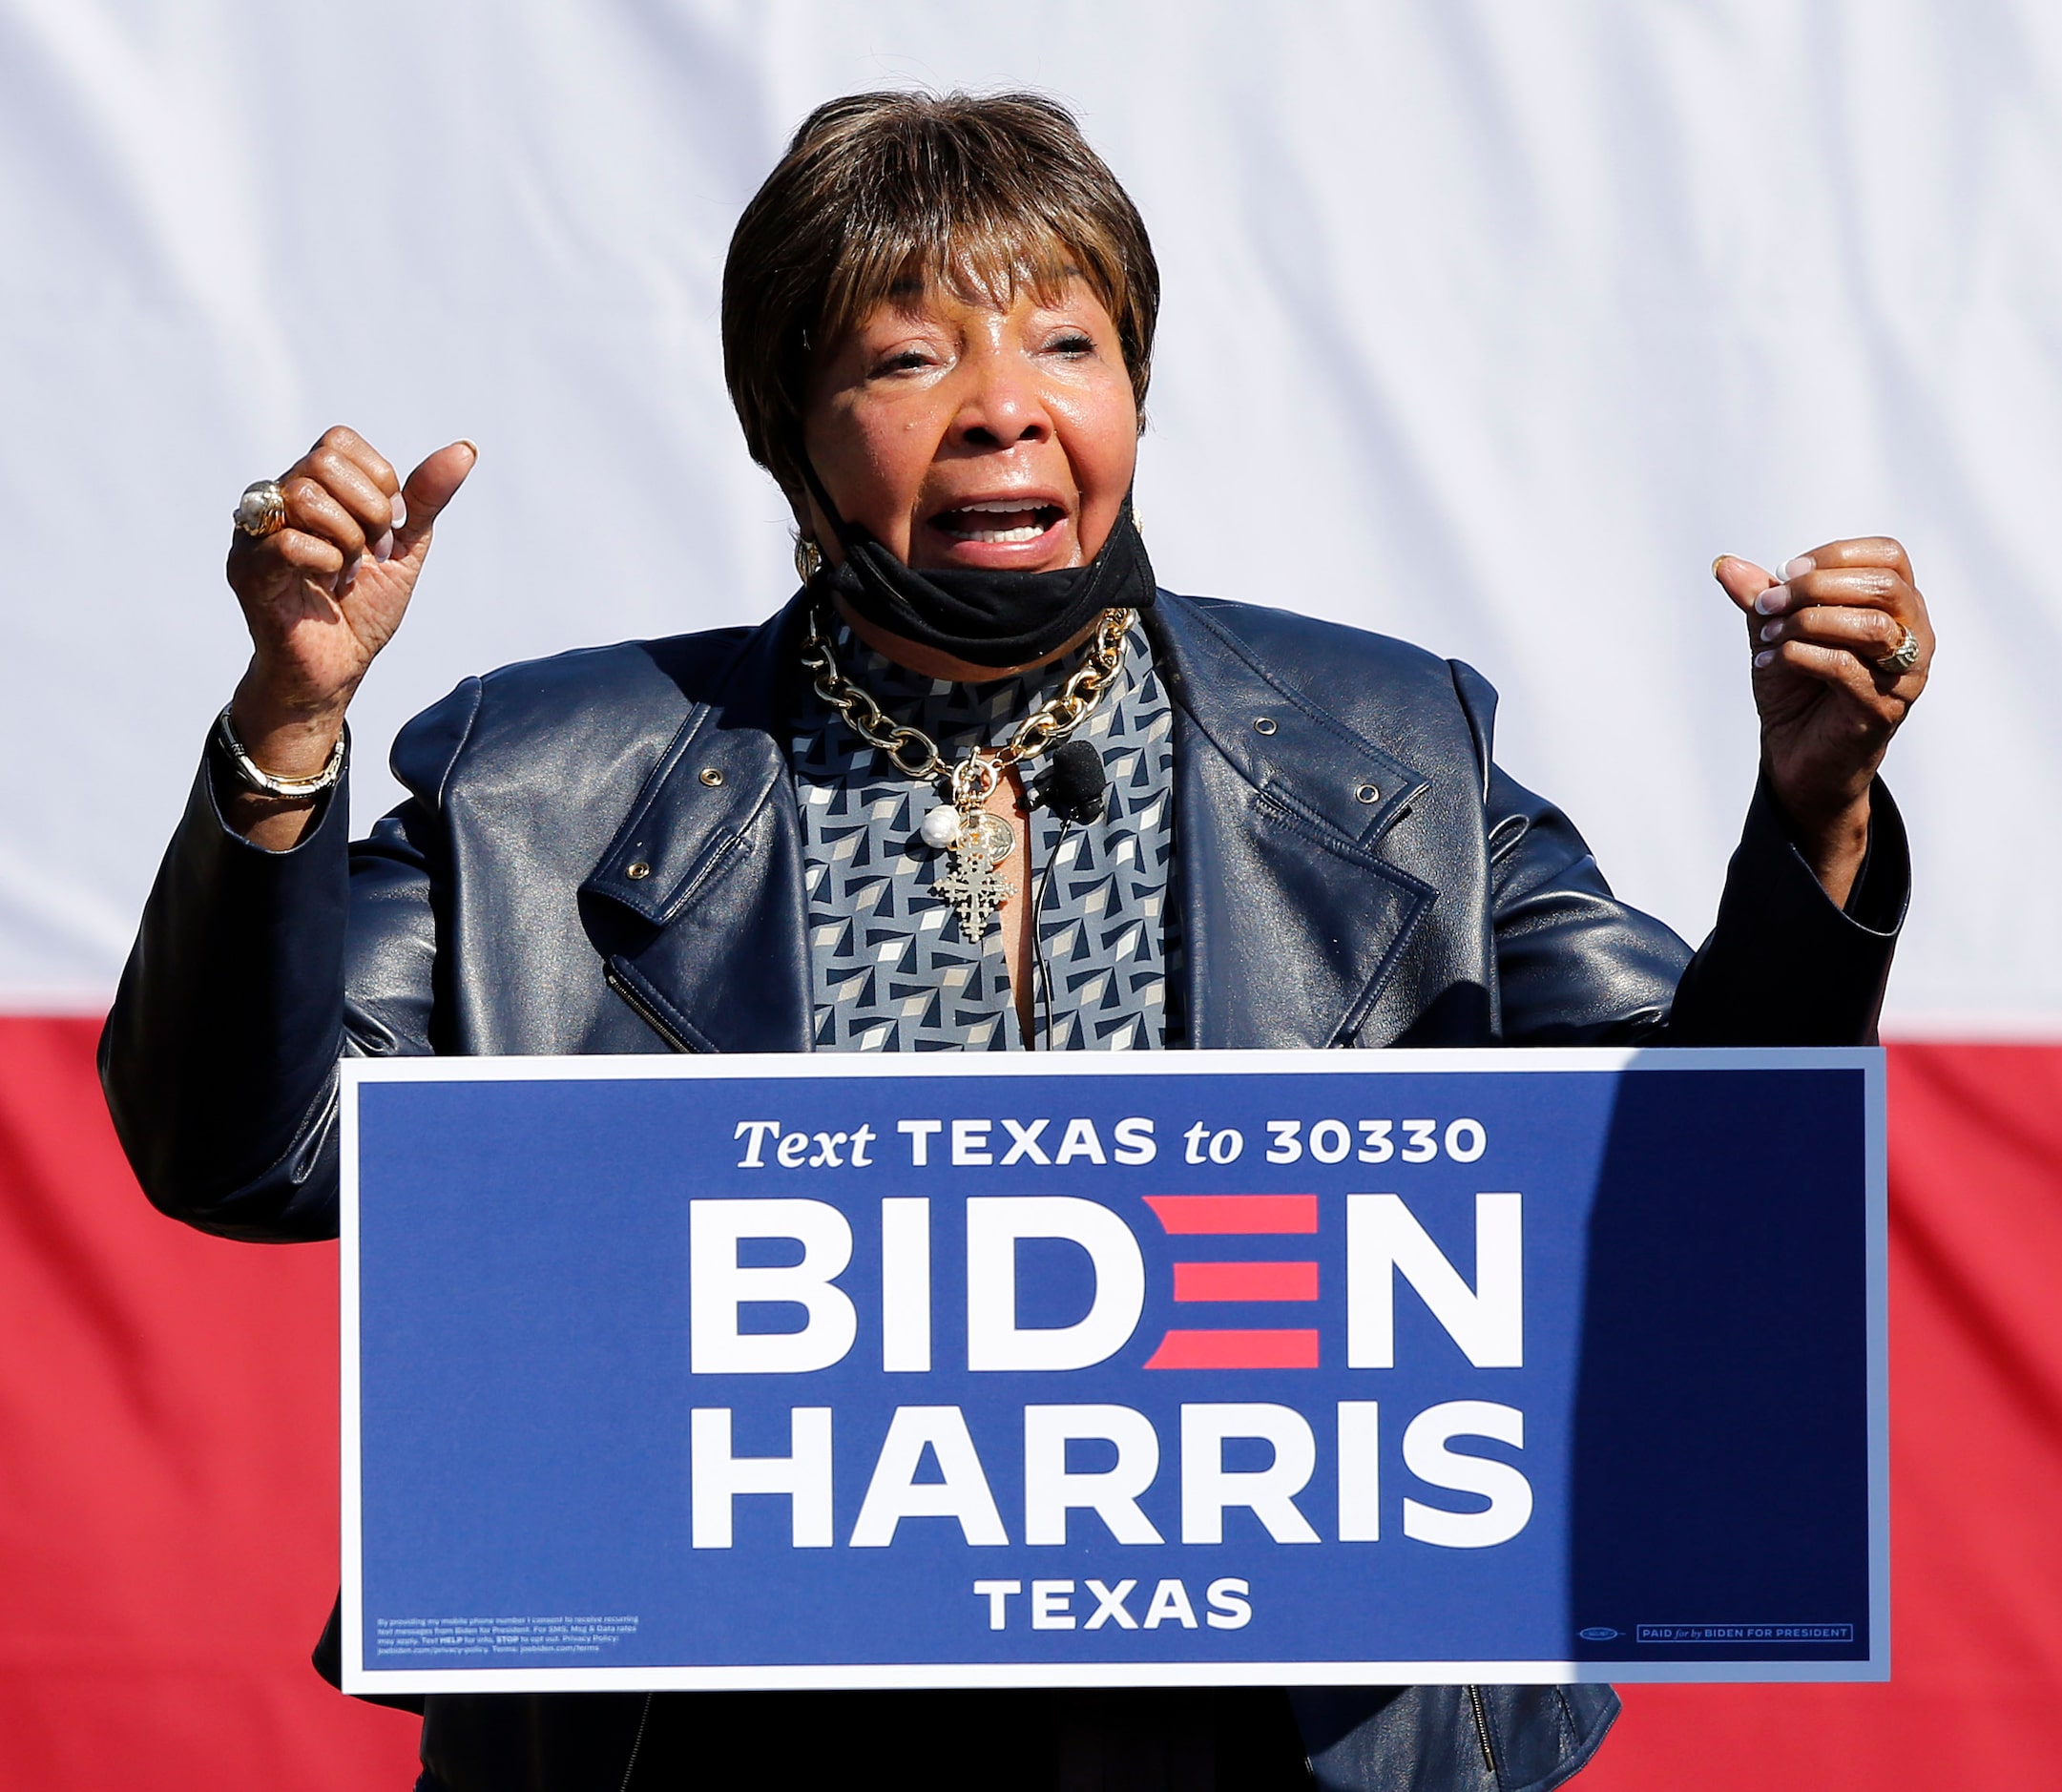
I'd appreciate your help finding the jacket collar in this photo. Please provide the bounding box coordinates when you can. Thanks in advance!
[1145,595,1434,1048]
[583,590,1434,1054]
[582,594,817,1053]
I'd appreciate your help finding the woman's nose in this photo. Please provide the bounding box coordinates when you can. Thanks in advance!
[949,353,1051,448]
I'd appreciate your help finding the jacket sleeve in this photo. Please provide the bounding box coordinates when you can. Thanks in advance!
[1458,669,1908,1050]
[1660,770,1906,1045]
[97,682,481,1242]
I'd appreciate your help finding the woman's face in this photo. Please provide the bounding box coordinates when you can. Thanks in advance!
[800,272,1139,574]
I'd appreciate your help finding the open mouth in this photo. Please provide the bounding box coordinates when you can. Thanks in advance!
[929,499,1068,546]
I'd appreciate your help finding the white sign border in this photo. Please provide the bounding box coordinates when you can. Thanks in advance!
[340,1045,1888,1692]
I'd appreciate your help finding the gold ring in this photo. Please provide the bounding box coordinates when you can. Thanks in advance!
[1875,625,1921,677]
[233,479,288,538]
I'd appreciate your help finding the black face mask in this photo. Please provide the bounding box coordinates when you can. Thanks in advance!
[802,468,1156,666]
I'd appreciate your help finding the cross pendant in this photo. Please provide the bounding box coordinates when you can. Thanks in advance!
[934,844,1016,940]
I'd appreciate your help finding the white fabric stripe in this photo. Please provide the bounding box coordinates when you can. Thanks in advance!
[0,2,2053,1025]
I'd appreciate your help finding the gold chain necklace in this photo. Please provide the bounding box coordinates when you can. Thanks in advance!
[799,605,1133,939]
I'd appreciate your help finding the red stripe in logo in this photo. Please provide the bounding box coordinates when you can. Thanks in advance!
[1172,1261,1320,1302]
[1143,1195,1318,1235]
[1145,1329,1321,1369]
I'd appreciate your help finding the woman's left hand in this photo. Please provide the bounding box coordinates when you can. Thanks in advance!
[1714,538,1932,907]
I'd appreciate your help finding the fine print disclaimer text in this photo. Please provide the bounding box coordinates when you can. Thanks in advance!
[376,1615,640,1657]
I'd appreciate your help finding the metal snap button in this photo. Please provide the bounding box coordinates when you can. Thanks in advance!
[626,861,652,880]
[1253,717,1278,736]
[1354,783,1380,804]
[699,766,724,787]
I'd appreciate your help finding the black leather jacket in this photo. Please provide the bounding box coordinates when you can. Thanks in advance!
[102,590,1906,1792]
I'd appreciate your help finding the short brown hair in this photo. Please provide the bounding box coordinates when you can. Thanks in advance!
[722,90,1158,497]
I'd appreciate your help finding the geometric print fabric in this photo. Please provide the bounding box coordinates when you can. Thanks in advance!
[790,615,1176,1052]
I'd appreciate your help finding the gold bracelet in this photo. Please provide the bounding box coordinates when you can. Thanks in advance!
[214,706,344,800]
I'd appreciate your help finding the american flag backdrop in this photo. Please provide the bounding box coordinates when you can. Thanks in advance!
[1,3,2057,1784]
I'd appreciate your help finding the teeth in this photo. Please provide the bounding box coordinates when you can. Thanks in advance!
[935,499,1056,545]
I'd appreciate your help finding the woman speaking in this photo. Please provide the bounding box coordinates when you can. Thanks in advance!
[105,91,1928,1792]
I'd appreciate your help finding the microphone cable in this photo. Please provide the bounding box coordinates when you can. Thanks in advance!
[1032,821,1073,1049]
[1026,740,1111,1050]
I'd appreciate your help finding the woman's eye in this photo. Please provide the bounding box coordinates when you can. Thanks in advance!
[1047,332,1095,357]
[875,349,934,375]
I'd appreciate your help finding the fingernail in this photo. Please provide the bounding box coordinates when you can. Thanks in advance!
[1712,554,1733,577]
[391,492,408,529]
[1782,554,1815,579]
[1754,584,1788,615]
[1753,649,1776,668]
[1760,619,1782,642]
[370,529,395,563]
[458,438,480,459]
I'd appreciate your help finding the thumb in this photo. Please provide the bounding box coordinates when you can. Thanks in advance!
[391,440,479,560]
[1712,552,1776,620]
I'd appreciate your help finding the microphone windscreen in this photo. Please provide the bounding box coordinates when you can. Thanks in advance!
[1043,740,1110,823]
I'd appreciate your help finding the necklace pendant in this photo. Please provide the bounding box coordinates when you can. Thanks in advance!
[925,755,1023,939]
[934,844,1015,941]
[957,807,1015,865]
[931,799,1017,941]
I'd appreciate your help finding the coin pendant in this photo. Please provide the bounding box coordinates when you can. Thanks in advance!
[960,808,1015,866]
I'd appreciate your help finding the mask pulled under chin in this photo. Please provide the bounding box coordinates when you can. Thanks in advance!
[807,480,1156,668]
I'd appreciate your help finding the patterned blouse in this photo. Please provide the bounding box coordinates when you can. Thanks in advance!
[789,616,1177,1052]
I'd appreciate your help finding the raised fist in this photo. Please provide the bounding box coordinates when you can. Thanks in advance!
[1714,537,1932,904]
[224,427,474,844]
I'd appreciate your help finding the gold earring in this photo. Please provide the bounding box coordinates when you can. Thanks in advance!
[793,533,823,586]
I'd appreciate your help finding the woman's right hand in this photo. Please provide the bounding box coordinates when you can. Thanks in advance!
[224,427,474,846]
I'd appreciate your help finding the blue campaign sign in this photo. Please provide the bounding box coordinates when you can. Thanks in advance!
[339,1048,1887,1694]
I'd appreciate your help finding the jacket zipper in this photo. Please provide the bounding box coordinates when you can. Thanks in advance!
[605,964,694,1054]
[1466,1684,1500,1782]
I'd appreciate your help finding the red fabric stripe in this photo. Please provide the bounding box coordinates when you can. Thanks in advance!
[1142,1194,1319,1234]
[5,1025,2062,1786]
[1144,1328,1322,1368]
[0,1017,419,1789]
[1172,1261,1320,1302]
